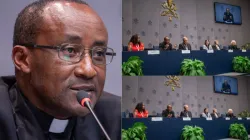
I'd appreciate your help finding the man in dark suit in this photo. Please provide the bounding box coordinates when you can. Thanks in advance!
[223,8,234,23]
[0,1,120,140]
[221,80,231,93]
[211,108,219,118]
[180,105,192,118]
[159,37,173,50]
[179,37,192,50]
[162,105,175,118]
[226,109,236,118]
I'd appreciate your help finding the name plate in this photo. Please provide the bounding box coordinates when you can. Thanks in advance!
[206,118,213,121]
[182,50,191,54]
[228,50,233,53]
[242,50,247,52]
[247,117,250,120]
[238,117,242,120]
[207,50,214,53]
[148,50,160,55]
[183,117,191,121]
[225,117,230,120]
[151,117,163,121]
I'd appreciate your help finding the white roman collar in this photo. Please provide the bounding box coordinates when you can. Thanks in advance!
[49,119,69,133]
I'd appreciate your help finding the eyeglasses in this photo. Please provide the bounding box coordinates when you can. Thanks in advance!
[20,43,116,65]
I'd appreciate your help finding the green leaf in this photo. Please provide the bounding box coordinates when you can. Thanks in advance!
[180,59,206,76]
[233,56,250,73]
[122,56,144,76]
[181,125,205,140]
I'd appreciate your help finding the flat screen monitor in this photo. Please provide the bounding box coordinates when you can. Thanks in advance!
[213,76,238,95]
[214,2,242,25]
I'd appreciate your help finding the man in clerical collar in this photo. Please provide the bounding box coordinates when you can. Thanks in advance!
[0,0,120,140]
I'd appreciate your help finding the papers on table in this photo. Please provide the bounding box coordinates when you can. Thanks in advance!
[182,117,191,121]
[181,50,191,54]
[148,50,160,55]
[225,117,230,120]
[206,118,213,121]
[151,117,163,121]
[207,50,214,53]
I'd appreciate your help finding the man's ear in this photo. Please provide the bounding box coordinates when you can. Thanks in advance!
[12,45,32,73]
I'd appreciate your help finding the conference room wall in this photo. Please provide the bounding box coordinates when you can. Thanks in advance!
[122,0,250,49]
[0,0,122,96]
[122,76,250,118]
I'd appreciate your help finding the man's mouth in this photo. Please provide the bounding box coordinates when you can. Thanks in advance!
[70,85,96,96]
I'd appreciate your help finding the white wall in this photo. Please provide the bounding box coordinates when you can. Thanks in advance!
[0,0,122,96]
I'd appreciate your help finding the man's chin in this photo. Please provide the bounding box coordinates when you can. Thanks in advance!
[76,106,91,117]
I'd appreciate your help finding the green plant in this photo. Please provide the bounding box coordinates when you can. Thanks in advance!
[238,110,250,118]
[232,56,250,73]
[122,56,144,76]
[180,59,206,76]
[122,122,147,140]
[241,43,250,50]
[229,123,248,140]
[181,125,205,140]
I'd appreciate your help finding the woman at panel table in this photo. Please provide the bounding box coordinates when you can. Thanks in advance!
[201,108,212,119]
[128,34,144,51]
[133,102,148,118]
[202,40,213,50]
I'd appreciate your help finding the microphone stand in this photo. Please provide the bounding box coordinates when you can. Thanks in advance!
[85,101,111,140]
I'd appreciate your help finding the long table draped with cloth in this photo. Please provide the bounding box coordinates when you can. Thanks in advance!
[122,118,250,140]
[122,50,250,75]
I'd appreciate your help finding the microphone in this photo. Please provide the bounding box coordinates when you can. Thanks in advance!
[76,90,111,140]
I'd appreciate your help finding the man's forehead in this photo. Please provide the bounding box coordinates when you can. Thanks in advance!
[37,1,108,45]
[42,1,101,23]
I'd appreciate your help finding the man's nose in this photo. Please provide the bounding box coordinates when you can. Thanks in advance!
[74,55,97,79]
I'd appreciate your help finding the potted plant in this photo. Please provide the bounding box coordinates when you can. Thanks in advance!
[181,125,205,140]
[241,43,250,50]
[180,59,206,76]
[232,56,250,73]
[122,56,144,76]
[122,122,147,140]
[229,123,248,140]
[238,110,250,118]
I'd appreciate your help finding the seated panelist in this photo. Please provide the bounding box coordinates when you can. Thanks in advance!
[159,37,173,51]
[128,34,144,51]
[180,105,192,118]
[179,37,192,50]
[162,105,175,118]
[133,102,149,118]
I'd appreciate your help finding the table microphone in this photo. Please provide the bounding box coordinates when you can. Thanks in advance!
[76,90,111,140]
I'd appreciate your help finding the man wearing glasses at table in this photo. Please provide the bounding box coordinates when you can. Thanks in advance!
[0,0,120,140]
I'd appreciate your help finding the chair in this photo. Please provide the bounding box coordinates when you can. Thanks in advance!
[153,46,159,50]
[123,46,128,51]
[129,113,133,118]
[122,112,126,118]
[223,46,228,50]
[156,113,162,117]
[220,114,226,118]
